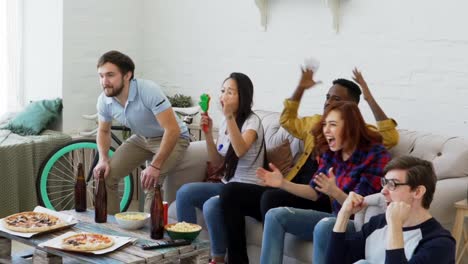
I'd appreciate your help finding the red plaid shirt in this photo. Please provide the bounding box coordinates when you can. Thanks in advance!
[310,143,391,214]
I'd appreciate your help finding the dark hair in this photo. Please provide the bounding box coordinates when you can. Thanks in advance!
[97,50,135,80]
[223,72,255,181]
[312,101,382,155]
[383,156,437,209]
[332,79,361,103]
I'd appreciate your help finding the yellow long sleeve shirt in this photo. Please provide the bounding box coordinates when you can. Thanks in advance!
[280,99,399,181]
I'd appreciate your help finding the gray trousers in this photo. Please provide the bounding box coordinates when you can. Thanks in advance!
[106,134,189,214]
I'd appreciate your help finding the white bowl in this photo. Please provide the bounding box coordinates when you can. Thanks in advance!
[115,212,150,230]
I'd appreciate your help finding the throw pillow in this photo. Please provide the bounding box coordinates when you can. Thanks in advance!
[204,161,224,183]
[267,140,293,176]
[5,98,62,135]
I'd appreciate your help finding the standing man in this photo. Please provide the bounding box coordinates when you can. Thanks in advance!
[93,50,190,214]
[326,156,455,264]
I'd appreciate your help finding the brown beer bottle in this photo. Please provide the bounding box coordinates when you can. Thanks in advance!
[94,170,107,223]
[74,163,86,212]
[150,184,164,239]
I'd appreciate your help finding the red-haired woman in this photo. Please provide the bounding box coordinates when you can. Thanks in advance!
[257,101,391,264]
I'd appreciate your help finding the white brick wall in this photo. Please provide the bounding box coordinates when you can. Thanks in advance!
[57,0,468,137]
[62,0,142,133]
[140,0,468,137]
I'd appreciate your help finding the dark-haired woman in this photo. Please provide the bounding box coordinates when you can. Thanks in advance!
[257,101,391,264]
[176,72,264,264]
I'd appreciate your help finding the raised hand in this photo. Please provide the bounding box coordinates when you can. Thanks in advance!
[352,67,373,101]
[313,167,338,196]
[200,112,213,134]
[221,97,236,118]
[298,68,322,90]
[340,192,367,216]
[386,201,411,227]
[256,163,284,188]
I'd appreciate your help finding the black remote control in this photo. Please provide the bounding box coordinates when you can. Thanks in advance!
[140,239,191,250]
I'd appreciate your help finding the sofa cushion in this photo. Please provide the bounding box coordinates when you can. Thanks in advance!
[5,98,62,136]
[267,140,293,175]
[389,130,468,180]
[255,110,304,162]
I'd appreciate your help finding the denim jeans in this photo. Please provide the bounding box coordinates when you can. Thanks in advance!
[313,217,355,264]
[176,182,226,257]
[260,207,334,264]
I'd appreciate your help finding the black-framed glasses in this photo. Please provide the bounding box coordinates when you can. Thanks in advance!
[381,178,410,191]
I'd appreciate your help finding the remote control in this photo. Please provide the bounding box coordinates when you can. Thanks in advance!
[140,239,191,250]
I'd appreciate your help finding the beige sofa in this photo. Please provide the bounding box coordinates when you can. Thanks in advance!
[165,110,468,264]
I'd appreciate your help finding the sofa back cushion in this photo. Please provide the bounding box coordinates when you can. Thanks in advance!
[254,110,304,162]
[266,140,294,175]
[389,130,468,180]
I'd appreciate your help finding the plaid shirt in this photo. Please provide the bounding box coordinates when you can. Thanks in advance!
[309,143,391,214]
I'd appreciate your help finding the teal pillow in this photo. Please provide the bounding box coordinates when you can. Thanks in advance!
[5,98,62,135]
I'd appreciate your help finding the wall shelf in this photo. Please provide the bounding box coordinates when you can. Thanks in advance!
[254,0,267,31]
[254,0,341,32]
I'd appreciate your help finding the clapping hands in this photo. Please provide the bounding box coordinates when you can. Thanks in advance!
[313,167,338,196]
[256,163,284,188]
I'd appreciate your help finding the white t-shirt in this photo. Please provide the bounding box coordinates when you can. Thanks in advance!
[217,113,265,185]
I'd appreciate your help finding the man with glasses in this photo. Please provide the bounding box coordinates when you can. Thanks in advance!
[324,155,455,264]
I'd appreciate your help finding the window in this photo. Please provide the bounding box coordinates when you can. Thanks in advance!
[0,0,22,116]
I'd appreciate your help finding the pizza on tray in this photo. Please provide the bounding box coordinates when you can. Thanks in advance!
[61,233,114,251]
[2,212,65,233]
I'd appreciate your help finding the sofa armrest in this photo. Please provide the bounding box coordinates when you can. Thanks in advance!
[163,140,209,204]
[354,193,387,231]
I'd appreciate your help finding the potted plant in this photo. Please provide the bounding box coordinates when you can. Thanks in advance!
[167,94,193,108]
[167,94,198,124]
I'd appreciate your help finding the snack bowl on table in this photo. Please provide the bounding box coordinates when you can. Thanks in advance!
[115,212,150,230]
[164,222,202,242]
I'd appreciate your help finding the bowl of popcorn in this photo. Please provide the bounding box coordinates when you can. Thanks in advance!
[115,212,150,230]
[164,221,202,241]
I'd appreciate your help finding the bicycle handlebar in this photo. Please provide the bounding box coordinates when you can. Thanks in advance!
[80,105,199,136]
[173,106,201,116]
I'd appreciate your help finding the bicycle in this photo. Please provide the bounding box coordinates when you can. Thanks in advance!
[36,106,200,212]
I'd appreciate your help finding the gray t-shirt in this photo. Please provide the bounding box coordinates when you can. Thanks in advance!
[217,113,265,185]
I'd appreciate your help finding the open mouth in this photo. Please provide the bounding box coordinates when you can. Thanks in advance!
[326,137,336,148]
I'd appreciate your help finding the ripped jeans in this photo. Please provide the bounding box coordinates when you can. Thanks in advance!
[260,207,334,264]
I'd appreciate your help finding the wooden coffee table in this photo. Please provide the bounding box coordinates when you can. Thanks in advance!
[0,210,209,263]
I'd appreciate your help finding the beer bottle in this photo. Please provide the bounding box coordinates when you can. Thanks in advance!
[150,184,164,239]
[94,170,107,223]
[74,163,86,212]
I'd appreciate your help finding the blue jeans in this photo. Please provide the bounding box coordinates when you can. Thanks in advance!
[176,182,226,257]
[260,207,334,264]
[313,217,355,264]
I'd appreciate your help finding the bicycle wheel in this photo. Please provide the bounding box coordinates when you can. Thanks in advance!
[36,139,134,212]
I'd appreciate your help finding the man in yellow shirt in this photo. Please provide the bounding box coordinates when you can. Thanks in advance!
[220,68,399,264]
[281,67,398,182]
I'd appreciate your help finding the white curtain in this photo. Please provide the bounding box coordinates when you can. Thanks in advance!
[0,0,23,116]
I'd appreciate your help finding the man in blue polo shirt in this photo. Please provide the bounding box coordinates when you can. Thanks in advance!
[93,50,190,214]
